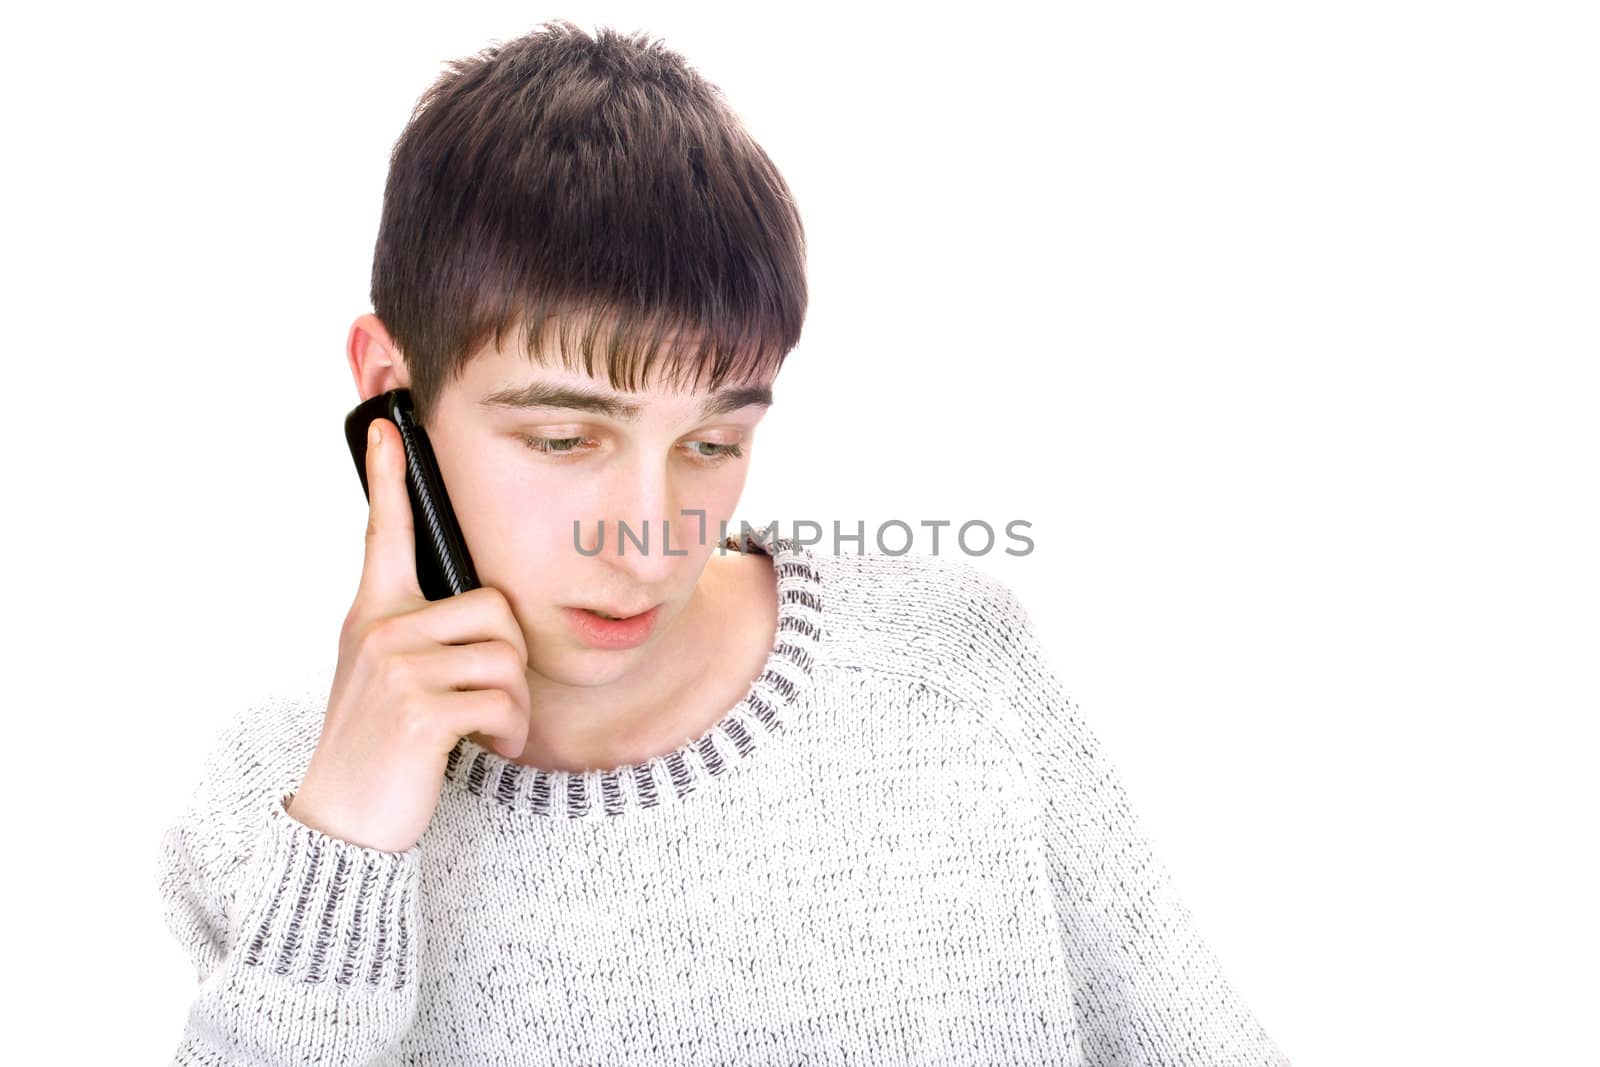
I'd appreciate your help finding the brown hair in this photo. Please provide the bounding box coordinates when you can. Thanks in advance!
[369,19,808,426]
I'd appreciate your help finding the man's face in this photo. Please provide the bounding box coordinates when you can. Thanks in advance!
[419,338,773,687]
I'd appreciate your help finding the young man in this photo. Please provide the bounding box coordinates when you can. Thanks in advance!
[156,20,1291,1065]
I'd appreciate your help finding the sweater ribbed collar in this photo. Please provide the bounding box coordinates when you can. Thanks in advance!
[441,527,823,818]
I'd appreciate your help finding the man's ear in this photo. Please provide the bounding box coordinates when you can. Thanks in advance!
[347,313,412,401]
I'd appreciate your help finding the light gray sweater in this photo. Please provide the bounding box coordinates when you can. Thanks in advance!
[156,529,1291,1065]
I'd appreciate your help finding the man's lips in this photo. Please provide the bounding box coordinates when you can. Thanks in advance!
[561,604,663,650]
[571,603,658,620]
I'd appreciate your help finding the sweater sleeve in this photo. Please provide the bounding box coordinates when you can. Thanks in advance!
[155,703,422,1065]
[977,578,1292,1066]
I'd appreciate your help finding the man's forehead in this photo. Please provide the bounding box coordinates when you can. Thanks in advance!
[468,310,777,417]
[476,374,774,422]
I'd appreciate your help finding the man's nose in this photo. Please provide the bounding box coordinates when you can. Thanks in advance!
[596,466,691,584]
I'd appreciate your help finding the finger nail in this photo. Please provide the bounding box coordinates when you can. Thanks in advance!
[368,420,381,450]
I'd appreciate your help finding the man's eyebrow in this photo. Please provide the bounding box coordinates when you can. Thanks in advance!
[476,382,773,421]
[699,384,775,418]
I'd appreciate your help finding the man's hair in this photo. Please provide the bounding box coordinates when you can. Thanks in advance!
[370,20,808,426]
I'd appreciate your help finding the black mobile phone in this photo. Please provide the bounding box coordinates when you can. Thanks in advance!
[344,388,480,601]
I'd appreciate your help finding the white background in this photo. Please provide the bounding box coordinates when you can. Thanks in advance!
[5,2,1596,1063]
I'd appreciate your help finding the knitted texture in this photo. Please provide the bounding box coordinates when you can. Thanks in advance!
[156,528,1291,1065]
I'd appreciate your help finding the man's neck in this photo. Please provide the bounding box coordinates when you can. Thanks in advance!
[498,549,777,774]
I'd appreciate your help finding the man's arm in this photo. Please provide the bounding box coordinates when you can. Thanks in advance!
[155,708,422,1065]
[975,576,1292,1066]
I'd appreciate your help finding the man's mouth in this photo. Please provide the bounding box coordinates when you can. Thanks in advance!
[577,605,653,621]
[563,604,664,650]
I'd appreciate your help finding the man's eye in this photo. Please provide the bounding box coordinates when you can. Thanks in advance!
[518,435,590,455]
[516,435,745,465]
[686,441,745,466]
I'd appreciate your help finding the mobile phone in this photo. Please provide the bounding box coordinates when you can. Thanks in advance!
[344,388,480,601]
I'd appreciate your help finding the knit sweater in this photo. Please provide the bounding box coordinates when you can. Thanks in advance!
[156,528,1291,1066]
